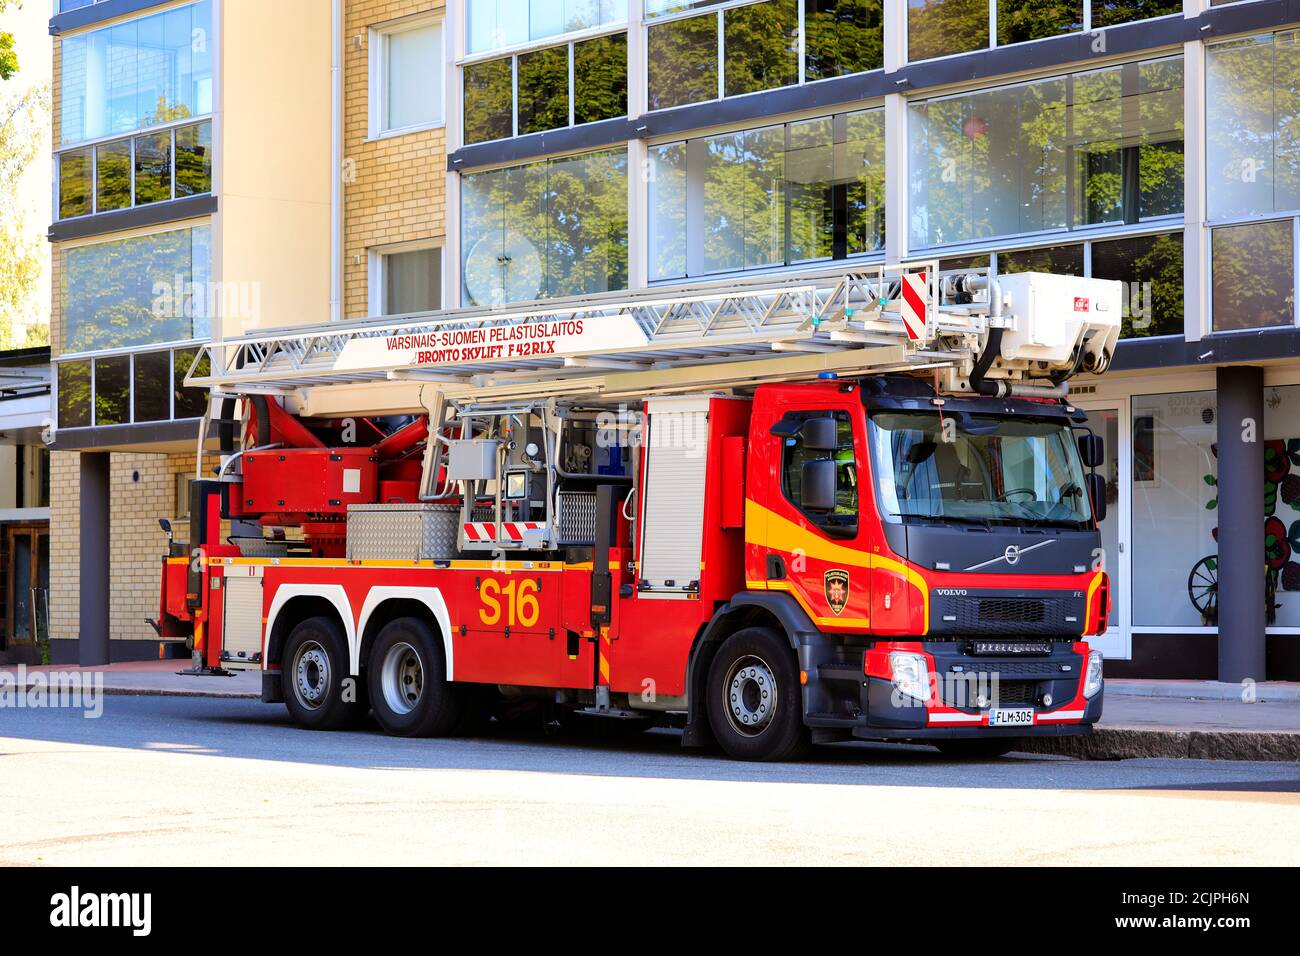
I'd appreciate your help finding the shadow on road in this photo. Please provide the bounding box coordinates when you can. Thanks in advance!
[2,696,1297,793]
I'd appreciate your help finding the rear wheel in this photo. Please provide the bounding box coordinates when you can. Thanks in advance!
[706,627,810,762]
[368,617,464,737]
[933,739,1019,759]
[282,616,357,731]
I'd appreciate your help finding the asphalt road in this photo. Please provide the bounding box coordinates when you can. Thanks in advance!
[1,696,1298,866]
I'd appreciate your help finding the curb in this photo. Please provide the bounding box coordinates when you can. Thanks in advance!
[1104,682,1300,703]
[1020,726,1300,762]
[13,683,259,701]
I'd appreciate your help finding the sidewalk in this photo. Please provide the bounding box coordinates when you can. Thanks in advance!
[2,664,1296,760]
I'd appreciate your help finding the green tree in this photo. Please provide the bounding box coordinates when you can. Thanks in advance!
[0,82,48,349]
[0,0,21,82]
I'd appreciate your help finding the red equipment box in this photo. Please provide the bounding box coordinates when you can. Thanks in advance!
[240,448,379,516]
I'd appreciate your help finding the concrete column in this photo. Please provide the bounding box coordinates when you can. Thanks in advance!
[1215,366,1266,682]
[78,452,111,666]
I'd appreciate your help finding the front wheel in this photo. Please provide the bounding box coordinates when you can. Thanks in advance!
[706,627,810,762]
[368,617,464,737]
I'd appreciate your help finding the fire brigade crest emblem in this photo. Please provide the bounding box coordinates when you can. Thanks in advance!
[824,569,850,615]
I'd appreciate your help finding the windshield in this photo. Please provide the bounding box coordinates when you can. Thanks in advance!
[867,411,1093,527]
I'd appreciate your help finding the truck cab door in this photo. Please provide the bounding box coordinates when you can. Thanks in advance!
[752,405,872,632]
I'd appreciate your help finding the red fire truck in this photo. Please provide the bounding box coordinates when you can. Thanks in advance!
[155,265,1117,760]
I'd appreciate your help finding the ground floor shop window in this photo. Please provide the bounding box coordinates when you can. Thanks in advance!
[1130,390,1218,628]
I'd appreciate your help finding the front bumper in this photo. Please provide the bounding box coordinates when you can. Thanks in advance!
[800,639,1103,740]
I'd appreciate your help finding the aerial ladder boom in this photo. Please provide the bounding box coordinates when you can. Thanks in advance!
[184,263,1121,553]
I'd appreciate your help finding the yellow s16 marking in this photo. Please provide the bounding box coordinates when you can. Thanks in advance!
[478,578,541,628]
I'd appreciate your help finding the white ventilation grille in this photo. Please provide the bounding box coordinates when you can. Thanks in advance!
[639,397,711,596]
[222,577,265,661]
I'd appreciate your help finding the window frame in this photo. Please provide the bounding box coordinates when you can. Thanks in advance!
[902,0,1184,66]
[462,0,628,60]
[775,407,861,539]
[461,30,629,145]
[369,12,446,141]
[644,0,886,113]
[52,345,211,431]
[368,240,446,317]
[904,52,1186,256]
[55,119,213,222]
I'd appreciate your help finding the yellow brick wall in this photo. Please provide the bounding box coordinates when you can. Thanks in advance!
[343,0,447,320]
[49,450,220,647]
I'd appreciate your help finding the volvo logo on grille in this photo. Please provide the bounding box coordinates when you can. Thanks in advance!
[963,539,1054,572]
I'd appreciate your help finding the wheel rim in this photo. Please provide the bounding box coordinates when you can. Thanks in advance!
[292,640,331,710]
[724,654,778,737]
[380,641,424,716]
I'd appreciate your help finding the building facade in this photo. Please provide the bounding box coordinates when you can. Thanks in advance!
[47,0,334,663]
[48,0,1300,680]
[437,0,1300,681]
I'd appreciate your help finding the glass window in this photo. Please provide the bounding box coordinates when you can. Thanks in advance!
[133,350,172,422]
[1090,0,1181,29]
[59,0,214,147]
[647,13,718,110]
[174,121,212,197]
[95,139,132,212]
[59,149,93,219]
[997,244,1083,276]
[383,247,442,314]
[997,0,1082,46]
[804,0,884,81]
[463,58,514,144]
[1091,232,1183,338]
[1206,30,1300,221]
[467,0,623,55]
[781,410,859,536]
[573,33,627,124]
[63,225,212,352]
[134,130,171,205]
[702,125,787,272]
[517,44,569,135]
[650,108,884,281]
[724,0,799,98]
[907,0,989,62]
[174,348,209,420]
[868,410,1092,525]
[57,361,91,429]
[381,20,443,134]
[461,148,628,306]
[1130,390,1218,627]
[1212,220,1295,332]
[1261,385,1300,626]
[94,355,130,426]
[909,56,1183,249]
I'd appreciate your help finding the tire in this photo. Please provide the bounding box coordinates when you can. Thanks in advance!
[933,739,1019,759]
[367,617,464,737]
[706,627,810,762]
[282,615,358,731]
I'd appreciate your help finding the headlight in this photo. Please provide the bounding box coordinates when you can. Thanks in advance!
[1083,649,1104,699]
[889,651,932,703]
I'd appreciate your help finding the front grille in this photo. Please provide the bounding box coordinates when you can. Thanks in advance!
[938,675,1042,708]
[931,590,1083,635]
[978,599,1044,624]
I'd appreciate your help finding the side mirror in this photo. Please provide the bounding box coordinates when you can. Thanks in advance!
[1078,433,1104,469]
[1086,472,1107,524]
[158,518,173,540]
[800,416,838,451]
[800,459,838,513]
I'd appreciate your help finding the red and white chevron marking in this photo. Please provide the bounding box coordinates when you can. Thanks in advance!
[900,271,928,342]
[463,521,545,542]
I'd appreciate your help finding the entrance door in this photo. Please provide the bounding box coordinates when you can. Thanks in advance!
[5,526,50,647]
[1079,406,1130,660]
